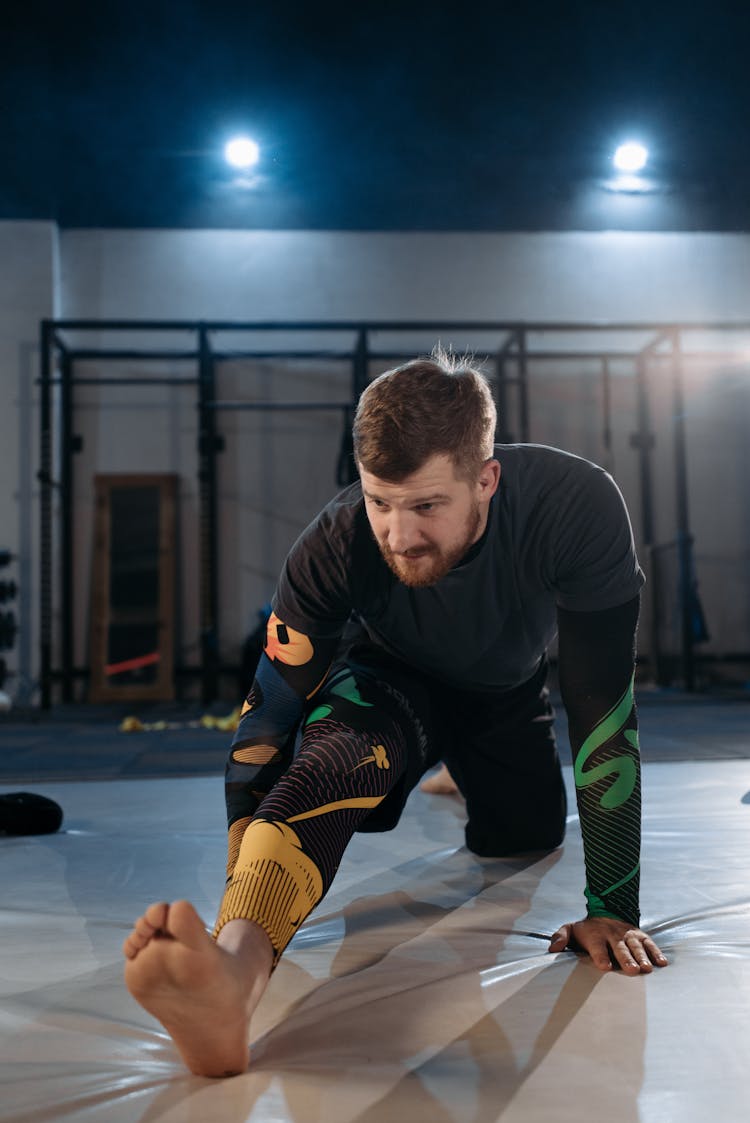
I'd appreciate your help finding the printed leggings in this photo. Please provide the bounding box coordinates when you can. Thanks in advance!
[214,653,564,964]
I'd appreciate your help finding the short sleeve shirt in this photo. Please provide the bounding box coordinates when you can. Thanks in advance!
[273,444,645,692]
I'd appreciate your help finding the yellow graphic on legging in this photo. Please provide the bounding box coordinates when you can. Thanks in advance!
[213,818,323,960]
[264,613,314,666]
[231,744,282,765]
[349,743,390,773]
[287,795,383,823]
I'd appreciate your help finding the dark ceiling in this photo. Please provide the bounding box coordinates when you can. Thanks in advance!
[2,0,749,230]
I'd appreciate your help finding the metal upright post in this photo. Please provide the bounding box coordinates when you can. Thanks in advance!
[633,353,656,548]
[39,321,54,709]
[495,330,523,443]
[601,357,614,474]
[198,325,220,702]
[352,328,369,398]
[633,350,660,681]
[59,348,75,702]
[335,328,368,486]
[494,352,508,443]
[517,327,530,442]
[670,330,696,691]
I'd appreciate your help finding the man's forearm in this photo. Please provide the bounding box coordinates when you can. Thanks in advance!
[571,675,641,924]
[557,597,642,925]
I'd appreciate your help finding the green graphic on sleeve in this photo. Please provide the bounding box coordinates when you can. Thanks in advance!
[574,677,638,808]
[573,674,642,925]
[584,859,640,918]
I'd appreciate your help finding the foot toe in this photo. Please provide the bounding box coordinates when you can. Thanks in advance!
[166,900,211,950]
[134,917,158,940]
[143,901,170,930]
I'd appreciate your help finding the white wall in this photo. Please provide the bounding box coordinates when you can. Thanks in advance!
[0,222,58,703]
[59,229,750,323]
[2,222,750,703]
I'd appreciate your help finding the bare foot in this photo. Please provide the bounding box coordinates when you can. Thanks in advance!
[420,762,460,795]
[123,900,273,1077]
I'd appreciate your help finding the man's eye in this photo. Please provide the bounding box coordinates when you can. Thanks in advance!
[416,503,435,512]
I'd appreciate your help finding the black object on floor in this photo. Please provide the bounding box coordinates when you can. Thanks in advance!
[0,791,64,835]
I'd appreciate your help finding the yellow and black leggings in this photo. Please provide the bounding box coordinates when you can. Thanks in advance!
[215,660,426,962]
[215,645,566,962]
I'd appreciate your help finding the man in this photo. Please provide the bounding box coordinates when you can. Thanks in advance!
[124,354,668,1078]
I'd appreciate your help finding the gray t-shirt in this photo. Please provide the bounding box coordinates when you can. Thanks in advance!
[273,444,645,692]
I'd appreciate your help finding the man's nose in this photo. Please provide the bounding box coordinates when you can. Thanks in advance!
[386,511,418,553]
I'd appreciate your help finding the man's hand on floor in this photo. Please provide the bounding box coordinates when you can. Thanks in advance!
[548,916,668,974]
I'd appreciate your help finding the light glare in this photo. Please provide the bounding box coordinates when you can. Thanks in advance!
[225,136,260,169]
[614,142,648,173]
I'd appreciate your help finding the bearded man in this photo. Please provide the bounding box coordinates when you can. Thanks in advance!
[124,352,667,1078]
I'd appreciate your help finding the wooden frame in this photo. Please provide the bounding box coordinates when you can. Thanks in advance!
[88,474,177,703]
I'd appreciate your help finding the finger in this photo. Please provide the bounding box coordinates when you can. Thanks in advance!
[642,936,669,967]
[624,933,654,973]
[586,939,615,973]
[622,929,669,972]
[548,924,572,952]
[612,937,643,975]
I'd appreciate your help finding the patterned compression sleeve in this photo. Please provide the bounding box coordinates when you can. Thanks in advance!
[557,596,642,926]
[216,668,411,962]
[225,614,340,880]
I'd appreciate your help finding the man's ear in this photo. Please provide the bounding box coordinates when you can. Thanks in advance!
[477,458,501,499]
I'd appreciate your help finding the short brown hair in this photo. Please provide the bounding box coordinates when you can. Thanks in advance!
[353,349,497,482]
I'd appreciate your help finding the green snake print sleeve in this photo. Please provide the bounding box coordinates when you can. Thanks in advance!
[557,596,642,926]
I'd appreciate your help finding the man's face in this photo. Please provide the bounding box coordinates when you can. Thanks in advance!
[360,453,500,588]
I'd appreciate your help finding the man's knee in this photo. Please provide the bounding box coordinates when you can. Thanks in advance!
[465,816,566,857]
[463,776,567,857]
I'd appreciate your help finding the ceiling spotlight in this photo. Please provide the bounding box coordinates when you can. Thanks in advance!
[613,141,648,173]
[224,136,260,170]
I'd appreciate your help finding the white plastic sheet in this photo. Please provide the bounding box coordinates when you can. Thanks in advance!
[1,762,749,1123]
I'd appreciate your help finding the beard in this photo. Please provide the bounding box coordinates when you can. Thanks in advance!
[378,502,483,588]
